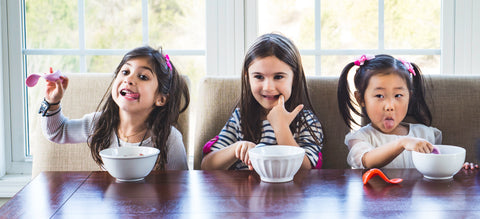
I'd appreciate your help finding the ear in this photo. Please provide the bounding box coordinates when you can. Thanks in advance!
[155,95,167,107]
[354,91,365,107]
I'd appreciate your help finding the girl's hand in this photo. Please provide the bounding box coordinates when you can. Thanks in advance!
[45,76,69,103]
[233,141,256,170]
[267,95,304,130]
[463,162,479,170]
[402,137,434,153]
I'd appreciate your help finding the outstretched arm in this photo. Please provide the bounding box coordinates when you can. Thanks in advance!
[357,137,433,169]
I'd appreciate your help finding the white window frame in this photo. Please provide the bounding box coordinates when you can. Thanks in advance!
[2,0,480,177]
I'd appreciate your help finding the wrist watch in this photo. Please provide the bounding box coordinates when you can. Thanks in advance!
[39,98,60,116]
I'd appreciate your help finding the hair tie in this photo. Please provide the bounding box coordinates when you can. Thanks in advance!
[354,54,375,66]
[399,59,415,76]
[164,54,172,71]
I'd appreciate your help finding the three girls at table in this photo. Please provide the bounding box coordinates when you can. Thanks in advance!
[40,34,476,171]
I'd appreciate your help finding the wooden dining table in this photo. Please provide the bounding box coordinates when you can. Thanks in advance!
[1,168,479,218]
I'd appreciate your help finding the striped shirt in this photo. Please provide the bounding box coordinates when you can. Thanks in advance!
[211,108,324,170]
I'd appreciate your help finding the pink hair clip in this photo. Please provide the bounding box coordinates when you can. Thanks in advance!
[399,59,415,76]
[354,54,375,66]
[165,54,172,71]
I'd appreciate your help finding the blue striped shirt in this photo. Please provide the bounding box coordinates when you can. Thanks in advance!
[211,108,324,170]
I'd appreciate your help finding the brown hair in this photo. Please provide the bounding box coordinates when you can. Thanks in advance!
[88,46,189,170]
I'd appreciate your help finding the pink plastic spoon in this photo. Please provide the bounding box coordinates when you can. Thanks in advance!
[362,168,403,184]
[26,67,64,87]
[431,146,440,154]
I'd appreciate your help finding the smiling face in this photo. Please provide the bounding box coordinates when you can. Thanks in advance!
[359,73,410,135]
[111,57,166,115]
[248,56,294,112]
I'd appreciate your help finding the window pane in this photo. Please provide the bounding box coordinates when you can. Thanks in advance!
[258,0,314,49]
[170,56,206,101]
[148,0,205,49]
[87,55,124,73]
[321,0,378,49]
[302,56,315,76]
[321,55,353,76]
[385,0,440,49]
[85,0,142,49]
[26,55,79,74]
[395,55,440,75]
[25,0,78,49]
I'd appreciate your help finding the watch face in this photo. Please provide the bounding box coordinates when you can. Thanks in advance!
[39,100,49,115]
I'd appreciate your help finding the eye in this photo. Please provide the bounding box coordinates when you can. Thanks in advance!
[375,94,384,98]
[138,74,149,81]
[395,94,403,98]
[253,75,264,80]
[121,70,129,75]
[274,75,284,80]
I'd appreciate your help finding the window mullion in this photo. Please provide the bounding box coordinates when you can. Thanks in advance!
[315,0,321,75]
[142,0,149,46]
[378,0,384,52]
[78,0,86,72]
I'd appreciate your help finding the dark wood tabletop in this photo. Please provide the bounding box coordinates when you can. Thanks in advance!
[1,169,479,218]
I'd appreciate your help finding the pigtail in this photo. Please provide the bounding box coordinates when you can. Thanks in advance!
[408,63,432,126]
[337,62,359,129]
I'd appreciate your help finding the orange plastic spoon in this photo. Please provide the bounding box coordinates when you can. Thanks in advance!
[362,168,403,184]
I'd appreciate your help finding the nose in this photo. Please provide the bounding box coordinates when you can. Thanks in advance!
[123,74,135,85]
[384,99,395,111]
[262,78,274,91]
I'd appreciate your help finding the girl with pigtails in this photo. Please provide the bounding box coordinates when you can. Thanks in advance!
[338,54,478,169]
[337,54,441,169]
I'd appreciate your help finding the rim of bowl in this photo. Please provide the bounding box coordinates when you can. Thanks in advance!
[412,145,465,156]
[99,146,160,159]
[249,145,305,158]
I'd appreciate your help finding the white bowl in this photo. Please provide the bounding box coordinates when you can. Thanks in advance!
[249,145,305,183]
[100,146,160,182]
[412,145,465,180]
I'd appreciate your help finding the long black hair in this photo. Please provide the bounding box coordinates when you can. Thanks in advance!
[337,54,431,129]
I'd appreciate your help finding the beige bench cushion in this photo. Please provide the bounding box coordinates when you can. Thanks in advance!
[193,76,350,169]
[29,73,190,178]
[426,75,480,163]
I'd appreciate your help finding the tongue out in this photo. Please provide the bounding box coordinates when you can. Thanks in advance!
[384,119,395,129]
[125,93,140,99]
[120,90,140,100]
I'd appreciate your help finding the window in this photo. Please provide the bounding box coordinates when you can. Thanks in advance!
[257,0,441,76]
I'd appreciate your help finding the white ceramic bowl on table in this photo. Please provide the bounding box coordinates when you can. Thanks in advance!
[412,145,465,180]
[249,145,305,183]
[100,146,160,182]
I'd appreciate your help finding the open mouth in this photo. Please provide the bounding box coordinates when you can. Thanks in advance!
[120,88,140,100]
[262,94,280,100]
